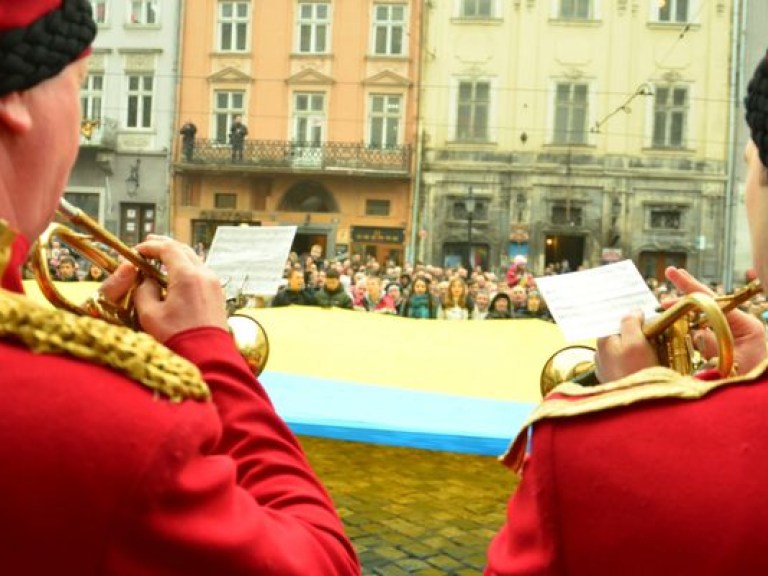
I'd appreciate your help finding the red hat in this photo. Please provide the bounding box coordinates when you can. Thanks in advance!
[0,0,96,97]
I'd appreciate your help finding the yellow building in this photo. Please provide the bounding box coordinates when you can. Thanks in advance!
[173,0,422,265]
[417,0,734,282]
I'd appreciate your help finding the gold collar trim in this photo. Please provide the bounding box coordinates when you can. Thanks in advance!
[500,359,768,473]
[0,288,210,402]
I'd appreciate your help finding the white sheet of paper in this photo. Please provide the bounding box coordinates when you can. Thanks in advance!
[206,225,297,298]
[534,260,660,342]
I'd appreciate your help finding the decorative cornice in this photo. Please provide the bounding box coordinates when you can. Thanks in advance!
[208,66,253,84]
[286,68,335,85]
[362,70,411,87]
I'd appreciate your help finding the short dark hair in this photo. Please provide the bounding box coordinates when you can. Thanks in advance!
[326,268,340,279]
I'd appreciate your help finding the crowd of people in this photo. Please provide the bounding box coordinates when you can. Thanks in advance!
[268,247,554,321]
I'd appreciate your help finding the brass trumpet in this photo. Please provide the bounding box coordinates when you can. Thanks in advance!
[540,280,763,397]
[31,199,269,375]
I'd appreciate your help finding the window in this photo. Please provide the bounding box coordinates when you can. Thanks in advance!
[90,0,108,24]
[654,0,689,23]
[461,0,493,18]
[297,3,330,54]
[369,95,402,149]
[366,199,391,216]
[652,86,688,148]
[293,93,325,145]
[81,74,104,121]
[648,207,683,230]
[129,0,158,25]
[456,81,490,142]
[218,1,249,52]
[553,82,588,145]
[214,91,245,143]
[559,0,592,19]
[372,4,406,56]
[215,193,238,209]
[452,199,488,220]
[551,204,583,226]
[126,75,153,129]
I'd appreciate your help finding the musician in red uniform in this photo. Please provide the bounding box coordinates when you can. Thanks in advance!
[0,2,359,574]
[485,52,768,575]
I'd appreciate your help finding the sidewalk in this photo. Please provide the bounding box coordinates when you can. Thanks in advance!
[302,436,518,575]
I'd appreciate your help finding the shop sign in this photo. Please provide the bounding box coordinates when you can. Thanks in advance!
[601,247,623,262]
[351,226,404,244]
[199,210,253,221]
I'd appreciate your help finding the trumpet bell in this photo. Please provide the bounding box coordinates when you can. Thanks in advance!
[227,312,270,377]
[540,345,596,397]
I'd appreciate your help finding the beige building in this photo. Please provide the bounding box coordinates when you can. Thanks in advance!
[417,0,734,282]
[173,0,422,265]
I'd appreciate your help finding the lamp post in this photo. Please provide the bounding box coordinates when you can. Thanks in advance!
[466,186,476,270]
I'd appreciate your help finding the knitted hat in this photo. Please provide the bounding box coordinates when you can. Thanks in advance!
[0,0,96,97]
[745,49,768,168]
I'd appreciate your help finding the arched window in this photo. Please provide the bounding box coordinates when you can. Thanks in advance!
[278,181,338,212]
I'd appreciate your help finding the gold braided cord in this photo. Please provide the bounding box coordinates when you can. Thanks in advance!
[0,289,210,403]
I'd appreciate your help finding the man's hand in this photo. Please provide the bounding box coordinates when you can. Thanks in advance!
[98,235,228,343]
[595,310,659,383]
[667,267,766,374]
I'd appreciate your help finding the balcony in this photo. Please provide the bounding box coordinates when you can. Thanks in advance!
[175,139,412,177]
[79,117,118,150]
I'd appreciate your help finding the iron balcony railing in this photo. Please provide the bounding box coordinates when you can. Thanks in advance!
[179,139,412,175]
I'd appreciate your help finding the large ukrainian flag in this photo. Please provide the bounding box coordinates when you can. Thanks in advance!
[26,281,579,455]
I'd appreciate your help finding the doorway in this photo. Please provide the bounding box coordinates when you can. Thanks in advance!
[120,203,156,246]
[639,251,687,283]
[544,234,585,272]
[293,232,327,260]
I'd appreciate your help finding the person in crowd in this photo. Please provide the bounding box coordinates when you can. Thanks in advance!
[505,255,534,289]
[0,3,359,573]
[229,114,248,162]
[179,119,197,162]
[472,289,491,320]
[271,268,317,307]
[56,255,80,282]
[314,268,353,309]
[484,50,768,575]
[193,241,207,261]
[85,263,106,282]
[438,276,473,320]
[485,292,513,320]
[386,282,405,315]
[515,289,552,321]
[508,285,528,315]
[400,276,437,319]
[354,275,397,314]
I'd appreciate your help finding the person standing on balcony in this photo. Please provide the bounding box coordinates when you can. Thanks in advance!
[230,114,248,162]
[179,120,197,162]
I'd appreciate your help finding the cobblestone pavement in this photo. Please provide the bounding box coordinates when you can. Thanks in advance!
[300,436,520,575]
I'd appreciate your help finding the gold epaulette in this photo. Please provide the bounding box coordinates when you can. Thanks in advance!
[0,289,210,403]
[501,360,768,473]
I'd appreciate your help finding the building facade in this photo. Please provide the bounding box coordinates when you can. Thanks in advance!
[172,0,422,265]
[416,0,734,282]
[68,0,180,241]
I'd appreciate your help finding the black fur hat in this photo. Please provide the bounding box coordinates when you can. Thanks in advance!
[745,50,768,168]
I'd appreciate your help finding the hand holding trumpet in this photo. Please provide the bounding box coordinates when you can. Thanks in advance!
[595,266,767,383]
[99,235,229,344]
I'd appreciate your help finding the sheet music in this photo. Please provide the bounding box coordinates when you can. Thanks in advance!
[534,260,660,342]
[206,225,297,298]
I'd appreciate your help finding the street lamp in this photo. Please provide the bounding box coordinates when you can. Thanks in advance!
[466,186,476,269]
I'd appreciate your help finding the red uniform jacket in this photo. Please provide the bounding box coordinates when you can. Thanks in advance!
[0,235,359,575]
[486,365,768,575]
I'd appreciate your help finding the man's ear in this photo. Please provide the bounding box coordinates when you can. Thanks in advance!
[0,92,32,133]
